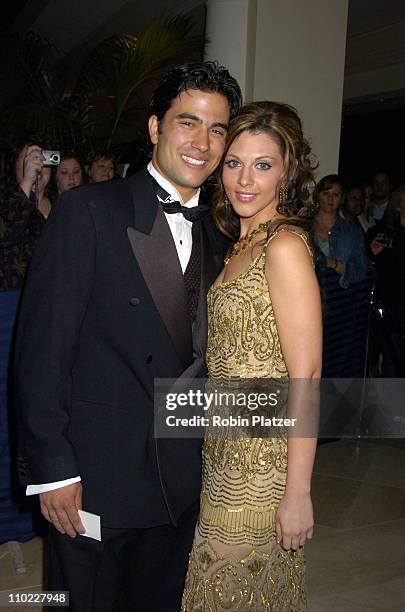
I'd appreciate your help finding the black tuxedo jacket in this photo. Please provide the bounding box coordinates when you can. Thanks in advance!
[15,168,227,528]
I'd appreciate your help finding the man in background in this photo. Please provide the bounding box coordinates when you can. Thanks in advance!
[369,171,392,222]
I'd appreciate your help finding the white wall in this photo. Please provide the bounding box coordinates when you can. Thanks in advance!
[205,0,349,178]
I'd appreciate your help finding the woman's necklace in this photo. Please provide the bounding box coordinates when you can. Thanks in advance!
[224,219,275,265]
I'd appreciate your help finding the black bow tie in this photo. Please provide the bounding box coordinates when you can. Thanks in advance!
[160,199,211,222]
[151,176,210,222]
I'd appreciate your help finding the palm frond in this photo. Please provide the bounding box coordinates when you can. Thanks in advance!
[2,31,59,105]
[0,11,204,151]
[77,13,202,146]
[2,99,90,151]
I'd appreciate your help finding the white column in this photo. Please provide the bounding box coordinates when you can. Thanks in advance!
[205,0,349,178]
[253,0,348,177]
[205,0,258,101]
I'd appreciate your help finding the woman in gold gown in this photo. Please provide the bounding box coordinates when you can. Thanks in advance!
[181,102,322,611]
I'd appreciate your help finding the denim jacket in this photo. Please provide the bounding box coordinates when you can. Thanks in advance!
[318,216,367,288]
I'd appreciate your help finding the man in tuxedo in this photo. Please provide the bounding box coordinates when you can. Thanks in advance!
[15,61,242,611]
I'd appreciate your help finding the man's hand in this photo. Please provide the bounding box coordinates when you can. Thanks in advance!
[326,257,345,275]
[39,483,85,538]
[370,233,387,256]
[19,146,45,198]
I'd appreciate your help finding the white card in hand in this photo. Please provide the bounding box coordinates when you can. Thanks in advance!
[78,510,101,541]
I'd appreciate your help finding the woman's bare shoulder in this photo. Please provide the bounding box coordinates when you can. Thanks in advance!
[267,223,311,250]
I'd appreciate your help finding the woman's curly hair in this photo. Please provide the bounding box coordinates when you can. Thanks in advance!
[212,101,318,240]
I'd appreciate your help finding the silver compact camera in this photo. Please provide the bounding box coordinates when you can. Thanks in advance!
[43,150,60,166]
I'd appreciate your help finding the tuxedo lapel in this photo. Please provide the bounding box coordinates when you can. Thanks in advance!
[127,170,193,369]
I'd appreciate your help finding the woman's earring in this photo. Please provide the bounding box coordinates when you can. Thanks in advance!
[278,186,289,215]
[224,194,230,210]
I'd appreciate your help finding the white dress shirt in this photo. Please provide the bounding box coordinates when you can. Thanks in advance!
[26,162,200,495]
[371,200,389,221]
[147,161,199,272]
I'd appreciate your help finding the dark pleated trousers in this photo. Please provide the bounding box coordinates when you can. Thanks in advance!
[47,506,197,612]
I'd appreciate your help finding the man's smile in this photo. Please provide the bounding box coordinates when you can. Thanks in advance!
[181,154,208,167]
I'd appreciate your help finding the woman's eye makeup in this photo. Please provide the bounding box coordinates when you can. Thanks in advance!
[224,159,240,168]
[224,159,272,170]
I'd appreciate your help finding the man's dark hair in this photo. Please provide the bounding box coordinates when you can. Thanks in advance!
[150,61,242,123]
[371,170,391,182]
[345,180,365,195]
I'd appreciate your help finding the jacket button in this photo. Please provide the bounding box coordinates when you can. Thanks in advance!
[129,297,140,306]
[146,355,153,364]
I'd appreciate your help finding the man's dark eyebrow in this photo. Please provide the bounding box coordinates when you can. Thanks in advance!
[176,113,201,122]
[176,113,228,131]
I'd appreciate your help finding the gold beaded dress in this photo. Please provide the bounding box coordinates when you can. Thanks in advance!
[181,227,312,611]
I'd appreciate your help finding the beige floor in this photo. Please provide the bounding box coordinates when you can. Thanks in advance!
[307,438,405,611]
[1,438,404,611]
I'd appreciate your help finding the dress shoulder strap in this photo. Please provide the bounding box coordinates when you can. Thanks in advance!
[265,225,314,262]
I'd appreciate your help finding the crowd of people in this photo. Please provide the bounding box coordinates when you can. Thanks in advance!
[0,146,117,543]
[0,58,404,611]
[311,171,405,379]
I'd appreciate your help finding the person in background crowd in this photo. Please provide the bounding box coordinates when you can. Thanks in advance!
[313,174,367,288]
[85,150,116,183]
[369,171,392,222]
[313,175,369,378]
[0,139,49,291]
[0,139,48,544]
[14,143,52,219]
[55,153,84,195]
[367,186,405,376]
[340,181,375,234]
